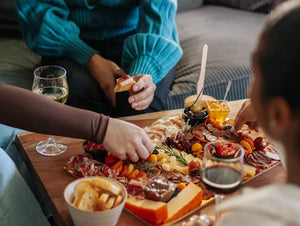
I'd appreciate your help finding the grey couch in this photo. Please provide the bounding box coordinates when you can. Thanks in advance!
[0,0,269,110]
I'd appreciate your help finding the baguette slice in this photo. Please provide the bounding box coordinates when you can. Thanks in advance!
[73,180,92,206]
[76,187,99,211]
[114,75,136,92]
[165,183,203,223]
[92,177,121,196]
[113,195,123,208]
[184,94,216,108]
[125,197,168,224]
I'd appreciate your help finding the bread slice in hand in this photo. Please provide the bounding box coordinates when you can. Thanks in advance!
[114,75,136,92]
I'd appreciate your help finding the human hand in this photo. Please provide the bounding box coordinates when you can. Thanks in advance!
[102,118,154,162]
[233,99,258,131]
[128,74,156,111]
[85,54,125,108]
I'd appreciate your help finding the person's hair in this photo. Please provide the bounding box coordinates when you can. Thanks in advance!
[256,0,300,114]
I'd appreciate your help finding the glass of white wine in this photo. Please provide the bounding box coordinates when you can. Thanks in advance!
[32,65,69,156]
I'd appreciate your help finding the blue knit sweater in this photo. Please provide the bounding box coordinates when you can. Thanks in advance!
[15,0,182,84]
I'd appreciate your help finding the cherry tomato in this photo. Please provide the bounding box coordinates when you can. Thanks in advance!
[148,154,158,163]
[254,137,268,150]
[189,159,201,172]
[104,154,119,166]
[191,143,203,153]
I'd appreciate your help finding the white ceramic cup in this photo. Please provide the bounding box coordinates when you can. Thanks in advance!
[64,176,127,226]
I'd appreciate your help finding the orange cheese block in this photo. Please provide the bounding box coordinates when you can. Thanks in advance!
[165,183,203,223]
[125,197,168,224]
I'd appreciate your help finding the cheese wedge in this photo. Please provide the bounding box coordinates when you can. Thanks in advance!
[92,177,121,196]
[243,164,256,180]
[165,183,203,223]
[125,197,168,224]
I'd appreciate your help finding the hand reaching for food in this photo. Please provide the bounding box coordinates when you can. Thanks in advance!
[233,99,258,132]
[86,54,126,108]
[102,118,154,162]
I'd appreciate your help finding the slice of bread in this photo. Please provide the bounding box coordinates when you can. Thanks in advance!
[114,75,136,92]
[184,94,216,108]
[76,187,99,211]
[73,180,92,205]
[92,177,121,196]
[113,195,123,208]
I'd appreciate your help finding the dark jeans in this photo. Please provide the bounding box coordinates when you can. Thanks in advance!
[42,32,176,117]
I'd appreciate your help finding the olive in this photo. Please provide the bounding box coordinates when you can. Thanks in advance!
[185,109,194,117]
[194,111,206,118]
[190,104,203,113]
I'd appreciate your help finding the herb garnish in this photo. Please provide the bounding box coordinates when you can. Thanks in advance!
[155,145,189,166]
[137,161,157,171]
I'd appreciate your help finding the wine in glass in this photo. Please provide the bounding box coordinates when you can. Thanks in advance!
[202,140,245,221]
[32,65,69,156]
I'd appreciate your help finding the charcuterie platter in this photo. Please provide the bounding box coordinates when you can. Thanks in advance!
[64,98,281,225]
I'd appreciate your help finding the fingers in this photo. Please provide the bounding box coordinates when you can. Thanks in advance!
[127,152,139,162]
[103,118,153,162]
[233,114,249,131]
[233,99,256,131]
[129,74,156,110]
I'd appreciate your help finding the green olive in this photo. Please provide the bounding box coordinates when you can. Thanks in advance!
[190,104,203,113]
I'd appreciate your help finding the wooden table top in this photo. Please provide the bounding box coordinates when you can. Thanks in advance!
[15,99,287,226]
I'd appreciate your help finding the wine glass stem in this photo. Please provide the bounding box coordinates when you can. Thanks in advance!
[47,135,56,144]
[214,193,224,222]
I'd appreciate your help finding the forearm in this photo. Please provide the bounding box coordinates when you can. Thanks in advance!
[15,0,98,65]
[0,83,109,143]
[122,0,182,83]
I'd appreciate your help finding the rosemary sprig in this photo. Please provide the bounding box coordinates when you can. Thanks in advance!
[155,145,189,166]
[137,161,157,171]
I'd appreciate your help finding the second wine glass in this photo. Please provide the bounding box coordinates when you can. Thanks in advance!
[32,65,69,156]
[201,140,245,221]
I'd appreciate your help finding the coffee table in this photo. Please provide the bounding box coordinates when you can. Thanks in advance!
[15,99,286,225]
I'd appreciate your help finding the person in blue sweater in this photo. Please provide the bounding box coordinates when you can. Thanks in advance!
[15,0,183,116]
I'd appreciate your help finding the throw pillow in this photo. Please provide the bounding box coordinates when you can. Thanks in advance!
[177,0,204,12]
[205,0,288,13]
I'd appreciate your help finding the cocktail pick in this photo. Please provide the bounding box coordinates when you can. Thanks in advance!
[223,80,232,101]
[196,44,208,95]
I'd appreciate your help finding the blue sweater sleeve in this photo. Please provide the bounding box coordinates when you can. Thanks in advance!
[121,0,183,84]
[15,0,98,65]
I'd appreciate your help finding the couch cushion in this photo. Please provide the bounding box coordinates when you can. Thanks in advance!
[205,0,286,13]
[165,5,266,110]
[0,39,41,90]
[177,0,204,12]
